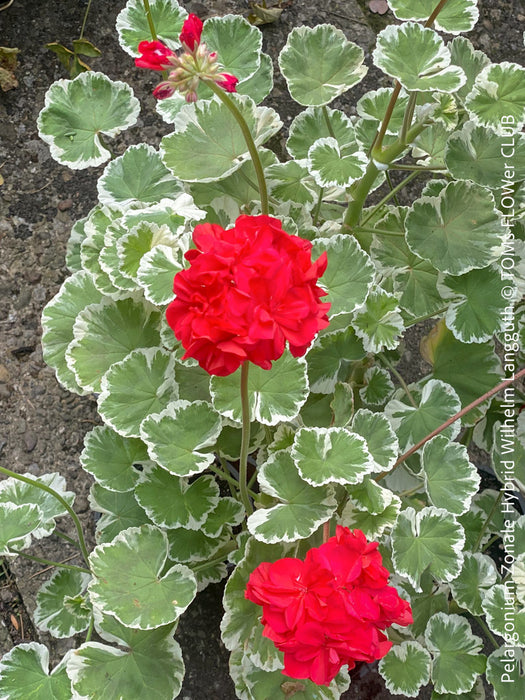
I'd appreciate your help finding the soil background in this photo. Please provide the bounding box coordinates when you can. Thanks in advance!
[0,1,523,698]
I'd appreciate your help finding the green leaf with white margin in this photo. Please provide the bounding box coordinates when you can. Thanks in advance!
[80,425,147,492]
[406,180,505,276]
[465,62,525,135]
[166,525,231,564]
[492,412,525,494]
[306,327,365,394]
[445,122,525,189]
[486,647,525,700]
[391,507,465,591]
[266,160,316,207]
[88,524,197,629]
[378,641,431,698]
[312,234,374,318]
[439,266,508,343]
[37,72,140,169]
[210,352,308,426]
[118,221,179,282]
[136,244,182,306]
[65,215,88,273]
[173,358,212,402]
[359,366,395,407]
[161,95,282,182]
[388,0,479,34]
[351,408,399,473]
[67,617,184,700]
[89,483,150,544]
[421,435,480,515]
[346,478,396,515]
[412,124,449,166]
[140,400,222,477]
[98,347,178,438]
[0,642,72,700]
[116,0,187,55]
[201,15,262,83]
[99,222,141,293]
[34,569,91,638]
[66,298,161,393]
[41,270,102,394]
[357,87,409,135]
[341,495,401,540]
[449,37,490,103]
[482,584,525,644]
[0,473,75,539]
[291,426,374,487]
[307,137,368,188]
[80,205,126,300]
[353,288,404,353]
[385,379,461,453]
[236,53,273,105]
[201,497,245,537]
[449,553,498,616]
[286,106,354,159]
[373,23,465,93]
[425,613,486,695]
[247,451,337,543]
[278,24,366,107]
[134,465,219,529]
[97,144,184,209]
[0,503,43,555]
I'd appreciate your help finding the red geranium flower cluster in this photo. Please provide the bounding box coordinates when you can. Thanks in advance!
[135,14,238,101]
[245,526,413,686]
[166,215,330,376]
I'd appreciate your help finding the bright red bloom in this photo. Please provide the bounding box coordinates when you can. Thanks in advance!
[179,13,203,51]
[135,40,175,71]
[245,526,413,686]
[216,72,239,93]
[166,215,330,376]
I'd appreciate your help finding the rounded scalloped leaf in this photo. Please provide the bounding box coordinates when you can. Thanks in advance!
[341,495,401,540]
[137,244,182,306]
[391,506,465,591]
[34,569,91,638]
[65,298,161,393]
[306,327,365,395]
[312,234,375,318]
[247,451,337,544]
[388,0,479,35]
[41,270,103,395]
[421,435,480,515]
[445,122,525,189]
[286,107,354,160]
[89,483,151,544]
[134,465,219,529]
[449,552,498,616]
[140,400,222,477]
[210,353,308,426]
[449,36,491,103]
[0,642,72,700]
[352,288,404,353]
[266,161,316,208]
[97,144,184,210]
[116,0,187,55]
[98,348,178,438]
[385,379,462,452]
[37,72,140,169]
[201,15,262,83]
[291,427,375,487]
[166,525,231,564]
[405,180,505,276]
[351,408,399,473]
[67,627,185,700]
[345,479,396,516]
[378,641,431,698]
[307,137,368,188]
[357,87,410,135]
[80,425,147,492]
[425,613,486,695]
[486,647,525,700]
[465,62,525,135]
[160,95,282,183]
[88,524,197,629]
[117,221,178,284]
[359,366,395,407]
[482,584,525,645]
[0,503,43,555]
[373,23,465,93]
[236,52,273,105]
[278,24,366,107]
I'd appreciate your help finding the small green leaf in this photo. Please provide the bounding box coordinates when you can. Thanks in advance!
[341,496,401,540]
[287,106,354,159]
[306,327,365,394]
[373,23,465,93]
[357,87,409,135]
[116,0,187,55]
[278,24,366,106]
[201,15,262,83]
[388,0,479,34]
[486,647,525,700]
[266,160,316,207]
[482,584,525,645]
[0,503,43,555]
[449,553,498,616]
[34,569,91,638]
[425,613,486,695]
[449,37,490,102]
[391,507,465,591]
[359,366,395,407]
[137,245,182,306]
[90,484,150,544]
[236,52,274,104]
[140,400,222,477]
[88,524,197,629]
[37,72,140,168]
[465,62,525,134]
[346,479,396,515]
[353,288,404,352]
[379,641,431,698]
[0,643,72,700]
[351,408,399,473]
[80,426,147,492]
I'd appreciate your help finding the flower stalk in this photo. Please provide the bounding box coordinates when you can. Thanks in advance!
[239,362,253,516]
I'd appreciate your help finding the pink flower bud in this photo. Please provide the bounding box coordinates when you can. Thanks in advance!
[216,73,239,93]
[152,82,176,100]
[179,13,203,52]
[135,40,175,71]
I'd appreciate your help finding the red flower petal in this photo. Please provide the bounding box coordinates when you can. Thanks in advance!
[179,13,203,51]
[135,40,174,71]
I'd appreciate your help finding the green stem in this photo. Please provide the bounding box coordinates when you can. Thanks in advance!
[8,549,91,575]
[312,187,325,228]
[142,0,158,41]
[204,81,269,215]
[239,362,253,515]
[385,171,400,207]
[360,171,419,227]
[476,615,500,651]
[473,491,503,552]
[192,541,238,572]
[322,106,337,139]
[79,0,94,41]
[481,534,499,553]
[208,462,256,499]
[400,92,418,145]
[379,352,417,408]
[0,466,90,567]
[354,227,405,237]
[375,82,402,153]
[85,614,94,642]
[54,530,81,548]
[405,306,448,327]
[389,164,448,172]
